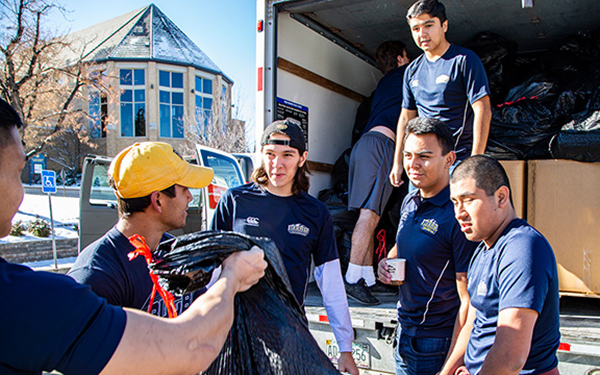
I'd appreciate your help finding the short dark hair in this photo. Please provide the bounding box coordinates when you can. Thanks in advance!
[110,177,177,216]
[404,117,454,155]
[407,0,447,25]
[375,40,406,74]
[451,155,513,205]
[0,98,23,150]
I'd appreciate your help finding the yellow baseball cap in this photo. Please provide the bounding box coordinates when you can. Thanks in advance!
[109,142,214,199]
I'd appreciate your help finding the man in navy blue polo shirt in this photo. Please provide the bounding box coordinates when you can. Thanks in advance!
[378,117,477,375]
[440,155,560,375]
[0,98,267,375]
[390,0,492,188]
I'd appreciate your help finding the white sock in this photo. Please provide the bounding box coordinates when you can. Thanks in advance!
[345,263,363,284]
[362,266,376,287]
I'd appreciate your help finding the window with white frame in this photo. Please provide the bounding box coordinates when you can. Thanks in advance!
[119,69,146,137]
[89,91,107,138]
[159,70,185,138]
[195,75,213,134]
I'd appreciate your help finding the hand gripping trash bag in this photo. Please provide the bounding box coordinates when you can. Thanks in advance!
[149,230,342,375]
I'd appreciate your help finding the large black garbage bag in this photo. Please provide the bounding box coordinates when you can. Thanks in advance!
[550,90,600,162]
[487,76,561,159]
[464,32,517,105]
[151,231,341,375]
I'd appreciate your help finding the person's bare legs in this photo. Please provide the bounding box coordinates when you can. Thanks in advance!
[349,208,380,271]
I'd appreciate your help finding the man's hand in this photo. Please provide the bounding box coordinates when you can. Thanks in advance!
[377,258,392,284]
[389,162,404,187]
[338,351,359,375]
[221,246,267,292]
[455,365,470,375]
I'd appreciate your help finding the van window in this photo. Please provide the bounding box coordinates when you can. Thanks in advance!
[89,164,117,206]
[201,150,244,189]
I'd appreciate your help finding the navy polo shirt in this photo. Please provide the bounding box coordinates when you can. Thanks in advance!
[395,185,477,338]
[466,218,560,375]
[402,44,490,160]
[68,227,202,317]
[0,257,126,375]
[363,65,407,135]
[211,183,339,305]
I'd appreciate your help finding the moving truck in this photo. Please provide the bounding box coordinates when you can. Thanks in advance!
[255,0,600,373]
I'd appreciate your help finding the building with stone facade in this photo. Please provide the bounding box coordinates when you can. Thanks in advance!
[63,3,234,157]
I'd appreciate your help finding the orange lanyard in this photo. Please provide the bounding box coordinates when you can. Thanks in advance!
[128,234,178,318]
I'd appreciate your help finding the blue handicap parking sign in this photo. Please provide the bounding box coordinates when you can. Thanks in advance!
[41,170,56,194]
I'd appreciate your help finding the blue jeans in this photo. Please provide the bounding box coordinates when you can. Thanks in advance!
[394,330,451,375]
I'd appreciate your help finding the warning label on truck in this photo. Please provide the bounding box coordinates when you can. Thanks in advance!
[276,97,308,151]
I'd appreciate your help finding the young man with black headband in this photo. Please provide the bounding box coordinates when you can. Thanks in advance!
[212,119,359,375]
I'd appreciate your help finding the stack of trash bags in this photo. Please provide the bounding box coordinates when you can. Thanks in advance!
[149,230,341,375]
[466,30,600,161]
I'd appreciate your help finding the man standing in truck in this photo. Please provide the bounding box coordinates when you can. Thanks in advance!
[377,118,477,375]
[212,119,360,375]
[439,155,560,375]
[0,97,267,375]
[68,141,214,316]
[389,0,492,188]
[345,40,411,306]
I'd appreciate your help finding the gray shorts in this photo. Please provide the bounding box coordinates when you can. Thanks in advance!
[348,131,395,215]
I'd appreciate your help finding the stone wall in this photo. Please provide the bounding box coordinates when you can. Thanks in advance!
[0,238,78,263]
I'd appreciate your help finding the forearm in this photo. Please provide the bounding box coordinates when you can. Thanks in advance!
[438,318,471,375]
[439,300,474,375]
[393,110,415,165]
[315,260,354,352]
[101,276,238,375]
[471,96,491,155]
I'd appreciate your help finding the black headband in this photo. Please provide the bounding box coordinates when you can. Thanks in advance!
[265,139,291,146]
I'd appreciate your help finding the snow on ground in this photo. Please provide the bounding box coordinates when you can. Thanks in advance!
[1,193,79,243]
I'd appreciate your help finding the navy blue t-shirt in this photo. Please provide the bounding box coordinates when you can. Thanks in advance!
[68,227,201,317]
[395,186,477,338]
[211,183,339,305]
[363,65,407,135]
[402,44,490,159]
[0,257,126,375]
[466,218,560,374]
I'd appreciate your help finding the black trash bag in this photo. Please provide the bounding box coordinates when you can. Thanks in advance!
[488,76,561,160]
[550,89,600,162]
[488,99,558,160]
[150,231,341,375]
[352,92,375,146]
[331,148,352,198]
[464,31,517,105]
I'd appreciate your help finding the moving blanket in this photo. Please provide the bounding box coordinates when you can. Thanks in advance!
[150,230,341,375]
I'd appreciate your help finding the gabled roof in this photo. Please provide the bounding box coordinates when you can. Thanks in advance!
[64,4,231,82]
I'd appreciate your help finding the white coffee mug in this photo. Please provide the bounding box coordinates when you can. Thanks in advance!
[386,258,406,285]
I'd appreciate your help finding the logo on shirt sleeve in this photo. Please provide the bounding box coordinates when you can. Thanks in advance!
[288,223,309,237]
[411,79,419,88]
[420,218,439,235]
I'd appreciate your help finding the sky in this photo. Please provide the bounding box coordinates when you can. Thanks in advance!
[45,0,257,126]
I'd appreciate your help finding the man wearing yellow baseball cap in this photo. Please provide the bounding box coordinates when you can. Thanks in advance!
[69,142,214,316]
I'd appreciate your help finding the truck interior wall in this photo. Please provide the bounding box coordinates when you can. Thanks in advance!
[277,12,382,195]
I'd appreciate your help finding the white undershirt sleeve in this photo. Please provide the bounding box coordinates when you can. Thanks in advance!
[314,259,354,353]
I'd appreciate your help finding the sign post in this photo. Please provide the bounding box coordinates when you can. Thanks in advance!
[41,170,58,270]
